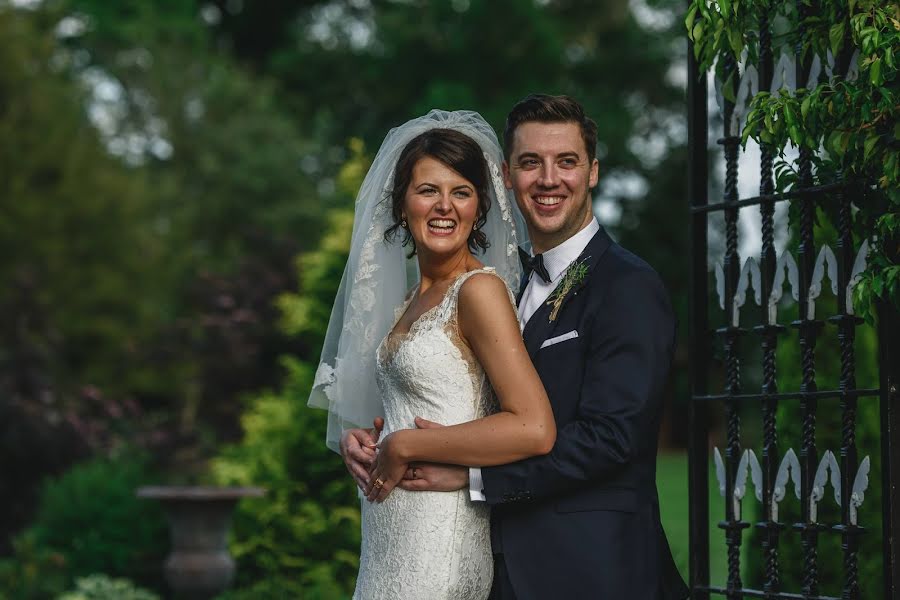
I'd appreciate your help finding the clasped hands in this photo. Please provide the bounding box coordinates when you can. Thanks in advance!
[339,416,468,503]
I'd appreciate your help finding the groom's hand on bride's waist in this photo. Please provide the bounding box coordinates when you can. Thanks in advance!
[397,462,467,492]
[340,417,384,490]
[396,417,467,492]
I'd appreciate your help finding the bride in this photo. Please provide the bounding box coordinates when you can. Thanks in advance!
[309,110,554,599]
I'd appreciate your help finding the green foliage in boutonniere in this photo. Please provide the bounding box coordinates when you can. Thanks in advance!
[546,257,590,322]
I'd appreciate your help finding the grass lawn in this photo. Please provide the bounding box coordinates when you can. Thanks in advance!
[657,451,734,587]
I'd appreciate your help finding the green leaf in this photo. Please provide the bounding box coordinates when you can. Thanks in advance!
[685,5,698,34]
[718,0,731,19]
[827,130,841,155]
[692,21,705,42]
[801,95,812,120]
[870,57,883,86]
[828,130,852,158]
[729,28,743,57]
[723,71,737,103]
[830,22,845,56]
[864,134,880,161]
[784,103,798,128]
[840,131,851,154]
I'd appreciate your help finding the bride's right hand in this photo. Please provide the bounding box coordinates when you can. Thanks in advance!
[340,418,384,490]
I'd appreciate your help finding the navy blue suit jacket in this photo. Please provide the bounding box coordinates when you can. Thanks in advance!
[481,227,689,600]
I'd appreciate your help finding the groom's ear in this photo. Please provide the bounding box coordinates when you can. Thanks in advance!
[501,160,513,189]
[588,158,599,189]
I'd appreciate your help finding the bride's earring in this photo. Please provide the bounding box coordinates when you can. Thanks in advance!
[401,218,408,229]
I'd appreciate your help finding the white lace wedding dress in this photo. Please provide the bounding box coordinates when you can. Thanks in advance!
[353,268,512,600]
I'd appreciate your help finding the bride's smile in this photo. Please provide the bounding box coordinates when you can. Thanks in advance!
[427,218,457,234]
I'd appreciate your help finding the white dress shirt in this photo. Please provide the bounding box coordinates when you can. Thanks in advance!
[469,218,600,501]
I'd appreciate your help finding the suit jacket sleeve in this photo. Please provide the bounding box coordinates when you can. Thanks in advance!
[480,267,675,505]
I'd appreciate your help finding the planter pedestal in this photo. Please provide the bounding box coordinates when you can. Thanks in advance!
[137,486,264,599]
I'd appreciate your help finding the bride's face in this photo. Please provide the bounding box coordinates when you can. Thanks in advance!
[403,156,480,259]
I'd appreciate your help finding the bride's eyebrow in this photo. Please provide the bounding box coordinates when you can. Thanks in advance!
[415,182,473,192]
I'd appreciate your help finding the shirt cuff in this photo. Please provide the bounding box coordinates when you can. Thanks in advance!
[469,467,486,502]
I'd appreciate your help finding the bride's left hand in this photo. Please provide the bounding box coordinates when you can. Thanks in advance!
[365,432,409,502]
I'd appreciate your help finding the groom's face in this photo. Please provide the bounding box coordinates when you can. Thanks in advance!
[503,122,598,252]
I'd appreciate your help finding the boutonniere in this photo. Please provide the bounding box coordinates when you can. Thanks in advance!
[546,257,590,322]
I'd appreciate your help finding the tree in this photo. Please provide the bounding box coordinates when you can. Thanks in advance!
[0,5,169,548]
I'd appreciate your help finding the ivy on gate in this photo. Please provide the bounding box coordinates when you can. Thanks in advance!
[686,0,899,321]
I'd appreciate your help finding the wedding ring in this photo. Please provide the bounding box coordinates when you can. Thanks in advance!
[373,478,385,489]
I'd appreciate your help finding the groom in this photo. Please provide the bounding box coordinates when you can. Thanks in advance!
[341,94,689,599]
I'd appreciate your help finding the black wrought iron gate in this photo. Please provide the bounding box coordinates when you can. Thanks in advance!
[686,10,900,600]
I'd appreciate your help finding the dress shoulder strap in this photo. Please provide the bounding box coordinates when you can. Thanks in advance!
[437,267,516,325]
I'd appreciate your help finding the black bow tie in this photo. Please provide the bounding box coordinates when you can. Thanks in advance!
[518,246,551,284]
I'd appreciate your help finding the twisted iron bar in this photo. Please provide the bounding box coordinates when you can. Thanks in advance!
[833,179,862,600]
[843,537,860,600]
[757,12,782,596]
[798,319,822,598]
[765,534,780,591]
[760,327,781,597]
[719,50,745,600]
[728,530,744,593]
[795,133,823,600]
[839,326,858,448]
[793,0,821,580]
[801,528,820,597]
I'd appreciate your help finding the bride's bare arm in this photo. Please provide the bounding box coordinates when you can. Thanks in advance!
[372,273,554,481]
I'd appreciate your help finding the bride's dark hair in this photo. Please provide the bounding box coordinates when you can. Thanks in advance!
[384,128,491,256]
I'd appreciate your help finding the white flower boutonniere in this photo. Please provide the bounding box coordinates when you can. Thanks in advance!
[546,257,590,322]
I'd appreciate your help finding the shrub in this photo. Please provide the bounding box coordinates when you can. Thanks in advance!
[215,573,344,600]
[0,532,69,600]
[58,574,160,600]
[211,359,361,597]
[1,453,168,597]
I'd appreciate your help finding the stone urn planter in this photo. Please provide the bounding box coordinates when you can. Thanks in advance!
[137,486,265,599]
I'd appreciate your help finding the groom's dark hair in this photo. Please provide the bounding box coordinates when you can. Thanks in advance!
[503,94,598,162]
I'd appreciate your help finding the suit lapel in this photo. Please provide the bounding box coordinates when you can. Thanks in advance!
[523,299,554,359]
[515,270,530,305]
[521,226,614,362]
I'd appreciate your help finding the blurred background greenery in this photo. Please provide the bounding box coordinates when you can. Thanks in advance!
[0,0,886,598]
